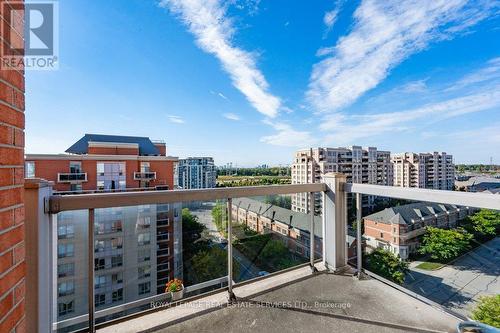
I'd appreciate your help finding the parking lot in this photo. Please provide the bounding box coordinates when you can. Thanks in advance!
[404,237,500,317]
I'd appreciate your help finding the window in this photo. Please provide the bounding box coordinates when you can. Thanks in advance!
[58,263,75,278]
[70,184,82,192]
[58,281,75,297]
[140,162,150,173]
[158,262,169,272]
[58,300,74,316]
[138,249,150,262]
[58,224,74,239]
[138,233,151,246]
[112,289,123,302]
[95,294,106,307]
[111,255,123,268]
[25,161,35,178]
[58,243,74,258]
[137,217,151,229]
[138,282,151,295]
[95,275,108,289]
[380,232,384,238]
[95,258,105,270]
[111,237,123,249]
[69,161,82,174]
[138,265,151,279]
[112,272,123,284]
[96,220,122,234]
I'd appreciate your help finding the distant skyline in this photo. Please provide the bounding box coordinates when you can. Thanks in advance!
[26,0,500,166]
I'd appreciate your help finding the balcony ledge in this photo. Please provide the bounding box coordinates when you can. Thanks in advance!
[98,264,460,333]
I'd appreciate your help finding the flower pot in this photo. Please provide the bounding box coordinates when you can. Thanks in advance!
[170,285,184,301]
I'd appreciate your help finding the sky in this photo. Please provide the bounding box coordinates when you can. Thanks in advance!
[26,0,500,166]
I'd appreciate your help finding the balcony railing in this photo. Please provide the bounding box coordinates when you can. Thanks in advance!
[133,172,157,181]
[24,175,500,333]
[57,172,88,183]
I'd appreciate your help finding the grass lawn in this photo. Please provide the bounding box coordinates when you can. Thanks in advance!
[415,261,445,270]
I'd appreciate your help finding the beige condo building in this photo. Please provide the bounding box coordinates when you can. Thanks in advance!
[392,152,454,190]
[291,146,393,213]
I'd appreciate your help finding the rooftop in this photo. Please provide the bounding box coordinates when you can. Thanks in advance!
[66,134,162,156]
[364,202,464,225]
[99,265,461,333]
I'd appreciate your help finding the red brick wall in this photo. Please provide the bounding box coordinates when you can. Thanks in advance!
[0,1,26,332]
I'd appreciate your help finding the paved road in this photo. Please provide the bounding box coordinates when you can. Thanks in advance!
[191,205,262,281]
[404,237,500,317]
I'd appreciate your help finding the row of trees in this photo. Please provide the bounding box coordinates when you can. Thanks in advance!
[216,176,291,187]
[217,167,291,177]
[456,164,500,173]
[419,209,500,262]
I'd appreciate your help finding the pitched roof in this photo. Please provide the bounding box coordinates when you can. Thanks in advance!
[364,202,463,225]
[232,197,323,237]
[66,134,160,156]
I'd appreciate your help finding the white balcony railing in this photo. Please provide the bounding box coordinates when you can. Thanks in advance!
[133,171,157,181]
[57,172,87,183]
[24,174,500,333]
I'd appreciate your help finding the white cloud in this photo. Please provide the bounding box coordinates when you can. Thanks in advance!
[319,86,500,145]
[218,92,228,100]
[398,79,428,93]
[160,0,281,118]
[260,120,317,147]
[223,113,240,121]
[308,0,497,113]
[323,9,339,35]
[168,115,185,124]
[445,57,500,91]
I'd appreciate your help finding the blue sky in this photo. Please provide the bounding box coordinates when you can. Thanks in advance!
[26,0,500,166]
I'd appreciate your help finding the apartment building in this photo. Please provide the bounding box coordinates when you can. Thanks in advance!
[231,197,358,262]
[291,147,393,213]
[25,134,182,320]
[392,152,455,190]
[177,157,216,189]
[364,202,473,260]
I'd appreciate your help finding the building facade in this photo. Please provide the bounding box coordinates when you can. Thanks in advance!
[392,152,455,190]
[0,1,26,331]
[364,202,473,260]
[25,134,182,320]
[291,147,393,213]
[177,157,216,189]
[231,197,358,262]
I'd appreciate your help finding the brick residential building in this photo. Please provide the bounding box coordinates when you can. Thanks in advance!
[25,134,182,321]
[364,202,474,260]
[392,152,455,190]
[231,197,359,262]
[0,1,26,332]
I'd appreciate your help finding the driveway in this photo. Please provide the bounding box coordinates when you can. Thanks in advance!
[404,237,500,317]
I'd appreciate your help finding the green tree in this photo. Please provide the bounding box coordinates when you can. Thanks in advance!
[211,201,227,232]
[471,294,500,328]
[419,227,473,262]
[468,209,500,237]
[190,247,240,284]
[365,248,409,284]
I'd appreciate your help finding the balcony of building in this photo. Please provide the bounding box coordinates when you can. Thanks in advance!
[133,172,157,181]
[23,174,500,333]
[58,173,88,183]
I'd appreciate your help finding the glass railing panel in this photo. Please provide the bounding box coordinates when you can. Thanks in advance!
[53,200,230,332]
[230,192,319,283]
[354,194,497,323]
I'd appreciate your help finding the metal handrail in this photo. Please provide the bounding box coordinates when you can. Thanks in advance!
[47,183,326,213]
[345,183,500,210]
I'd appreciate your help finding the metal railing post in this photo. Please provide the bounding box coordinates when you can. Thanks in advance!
[321,173,348,272]
[309,192,317,272]
[356,193,362,279]
[88,209,95,333]
[226,198,236,302]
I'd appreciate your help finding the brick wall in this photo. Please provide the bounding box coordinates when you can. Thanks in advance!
[0,1,26,332]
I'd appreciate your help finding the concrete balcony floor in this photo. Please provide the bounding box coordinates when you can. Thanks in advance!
[100,265,460,333]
